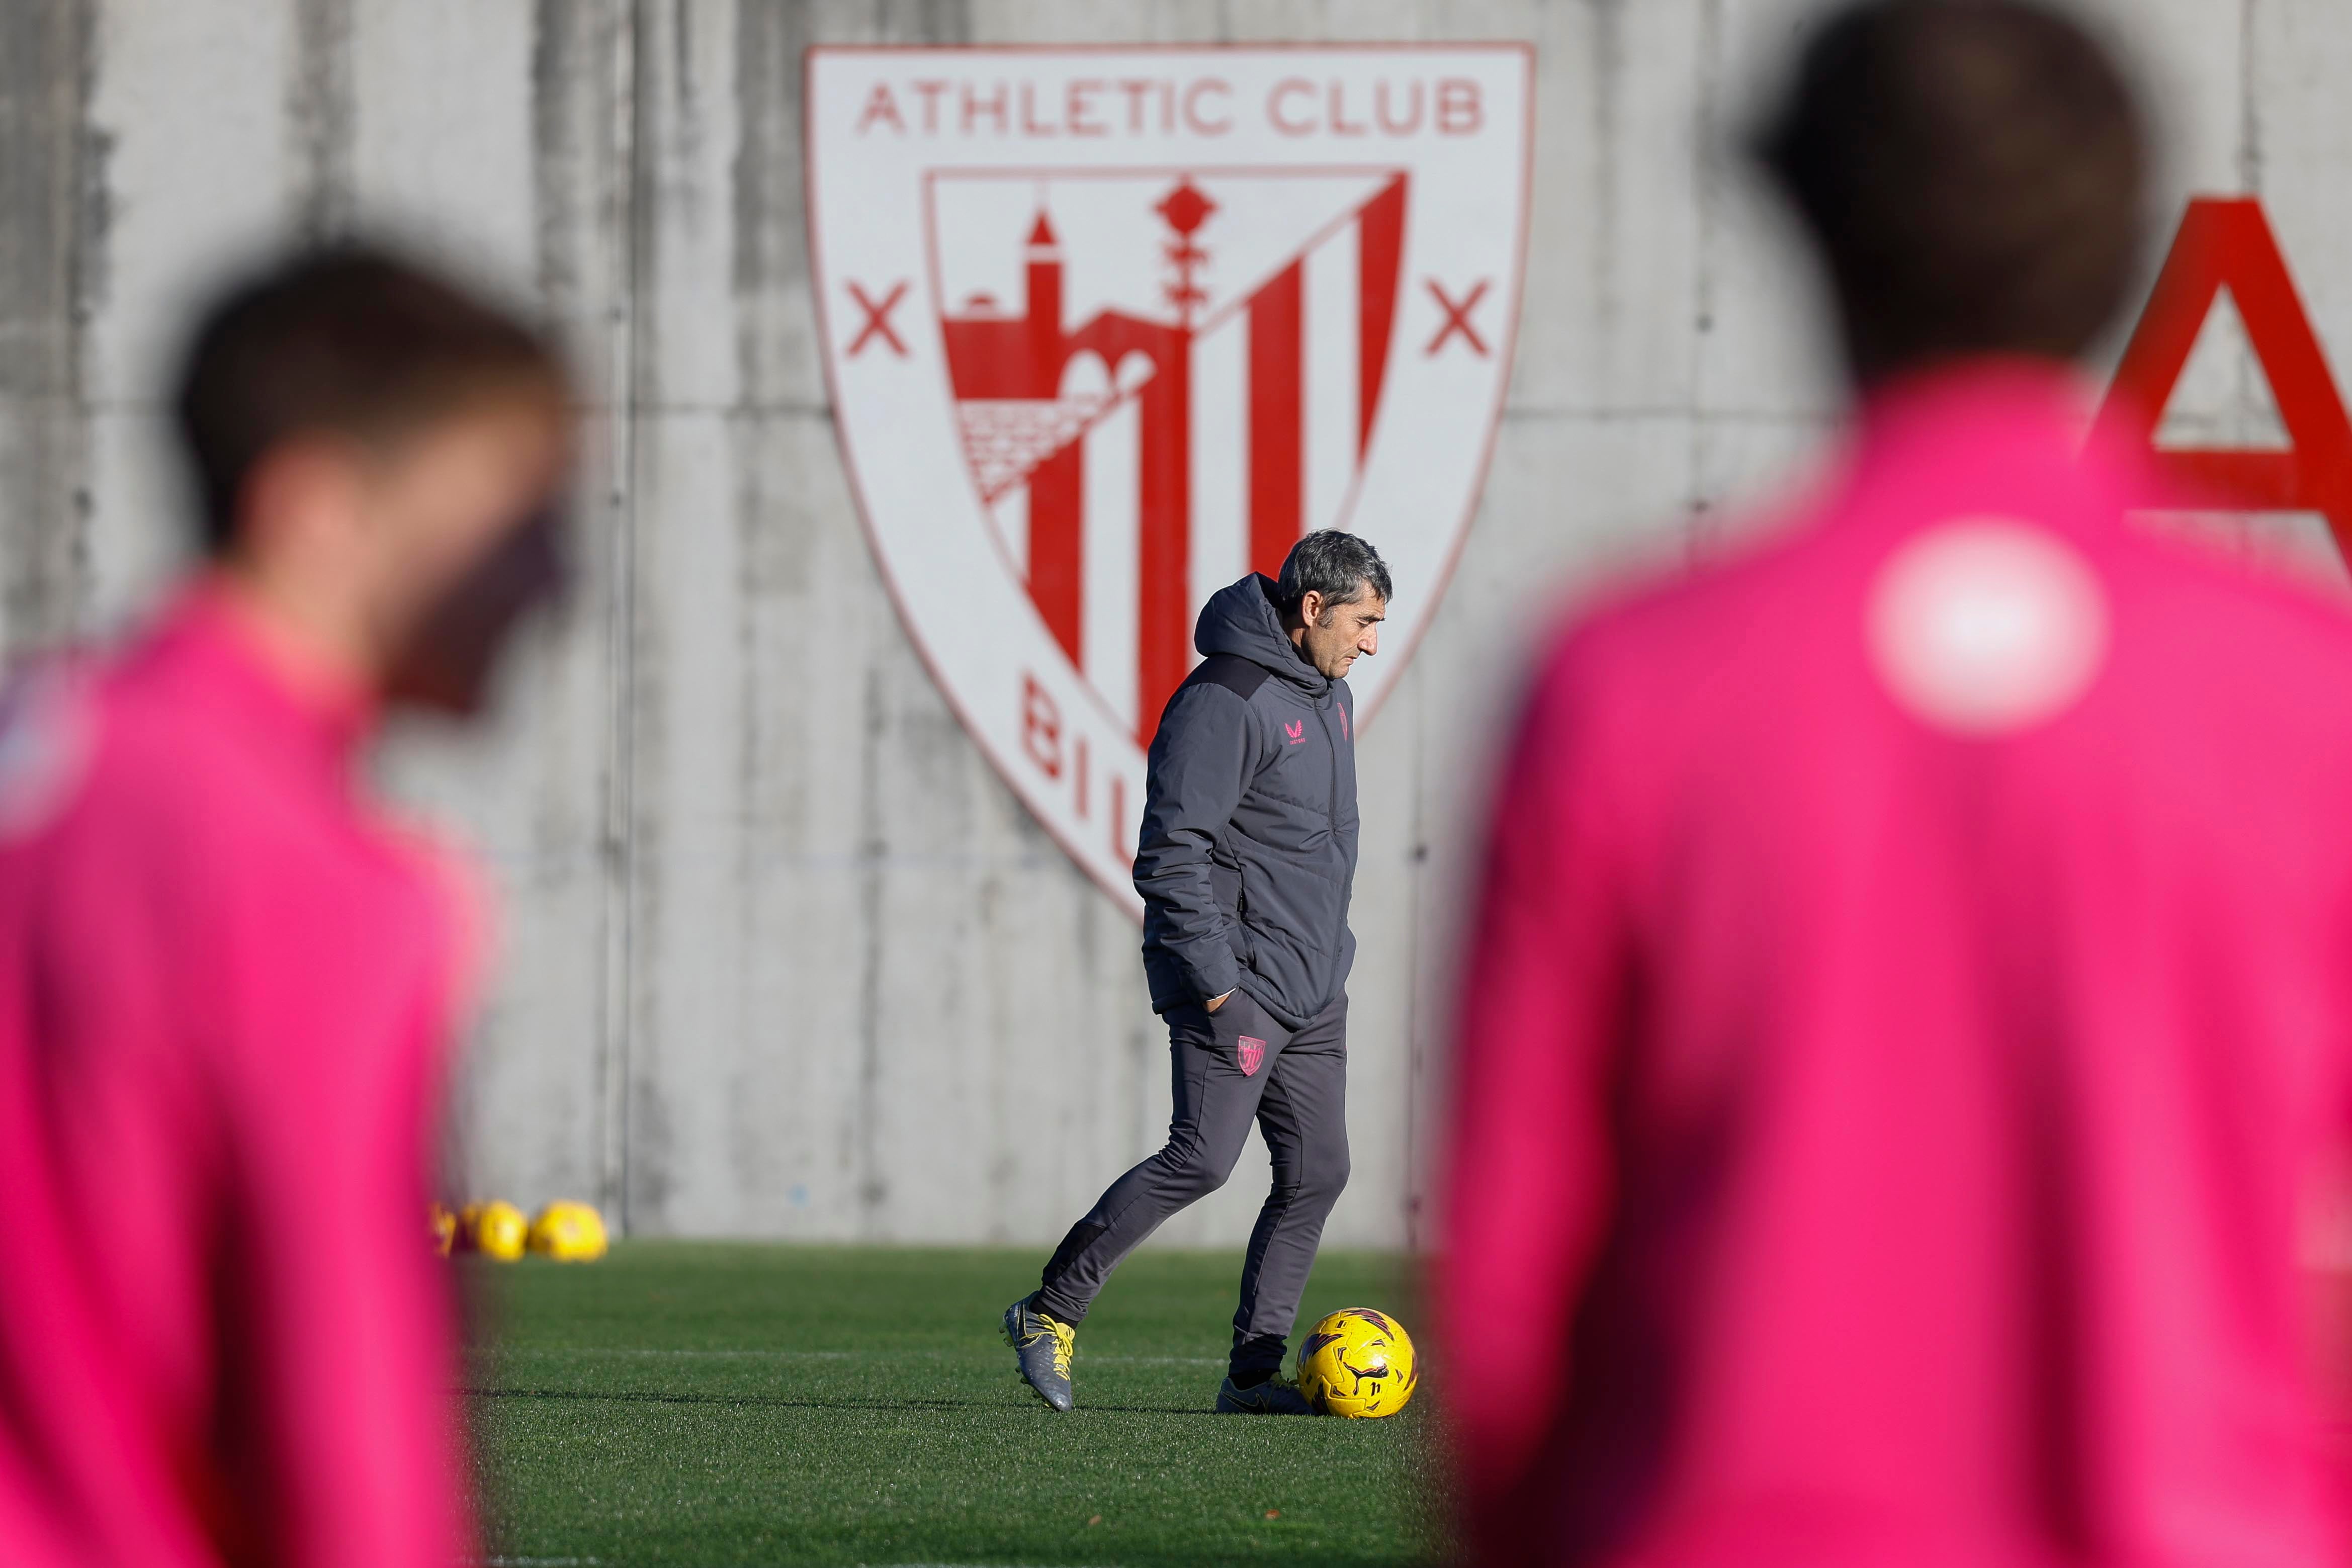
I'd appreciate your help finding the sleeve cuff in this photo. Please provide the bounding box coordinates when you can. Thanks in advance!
[1189,957,1242,1003]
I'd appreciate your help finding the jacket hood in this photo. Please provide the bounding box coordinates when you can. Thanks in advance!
[1193,574,1327,694]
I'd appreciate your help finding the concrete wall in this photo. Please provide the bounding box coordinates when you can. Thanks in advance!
[0,0,2334,1246]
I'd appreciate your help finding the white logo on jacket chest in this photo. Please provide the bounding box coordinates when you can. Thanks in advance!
[0,666,93,842]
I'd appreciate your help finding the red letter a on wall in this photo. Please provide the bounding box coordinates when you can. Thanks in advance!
[2094,198,2352,552]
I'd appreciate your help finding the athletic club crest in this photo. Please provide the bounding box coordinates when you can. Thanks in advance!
[807,45,1533,913]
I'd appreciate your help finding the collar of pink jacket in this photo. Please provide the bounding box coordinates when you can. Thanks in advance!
[151,578,380,776]
[140,575,501,1024]
[1858,354,2103,439]
[1842,354,2148,530]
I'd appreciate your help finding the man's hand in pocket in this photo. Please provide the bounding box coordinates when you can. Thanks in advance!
[1206,990,1234,1014]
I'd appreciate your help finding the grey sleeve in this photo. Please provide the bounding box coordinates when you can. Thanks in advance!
[1134,683,1259,1003]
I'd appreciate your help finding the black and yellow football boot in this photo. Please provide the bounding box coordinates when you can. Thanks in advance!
[1002,1294,1077,1412]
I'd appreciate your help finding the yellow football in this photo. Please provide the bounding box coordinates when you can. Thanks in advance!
[459,1200,529,1262]
[428,1202,457,1258]
[1296,1307,1417,1418]
[528,1200,609,1262]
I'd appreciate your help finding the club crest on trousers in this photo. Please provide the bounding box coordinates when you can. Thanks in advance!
[808,46,1533,912]
[1239,1035,1267,1077]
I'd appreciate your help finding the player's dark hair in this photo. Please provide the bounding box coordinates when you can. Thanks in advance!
[1276,530,1392,613]
[171,247,566,556]
[1752,0,2147,383]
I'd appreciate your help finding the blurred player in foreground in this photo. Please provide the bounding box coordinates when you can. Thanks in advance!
[0,251,568,1564]
[1442,1,2352,1562]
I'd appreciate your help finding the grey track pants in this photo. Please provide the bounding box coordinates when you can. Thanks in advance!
[1034,989,1350,1377]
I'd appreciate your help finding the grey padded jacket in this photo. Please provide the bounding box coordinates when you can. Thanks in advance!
[1136,574,1359,1030]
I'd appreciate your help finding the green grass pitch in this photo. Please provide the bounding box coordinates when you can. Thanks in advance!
[465,1242,1448,1566]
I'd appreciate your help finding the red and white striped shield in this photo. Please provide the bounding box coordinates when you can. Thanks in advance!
[809,46,1532,914]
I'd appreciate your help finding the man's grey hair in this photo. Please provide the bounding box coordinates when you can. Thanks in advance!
[1274,530,1392,612]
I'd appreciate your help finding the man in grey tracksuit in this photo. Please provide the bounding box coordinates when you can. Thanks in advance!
[1003,530,1391,1415]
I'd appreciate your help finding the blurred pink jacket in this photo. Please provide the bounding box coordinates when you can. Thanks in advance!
[0,589,474,1566]
[1443,363,2352,1567]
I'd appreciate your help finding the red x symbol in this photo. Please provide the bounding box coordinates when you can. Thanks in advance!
[1424,278,1492,358]
[846,280,909,358]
